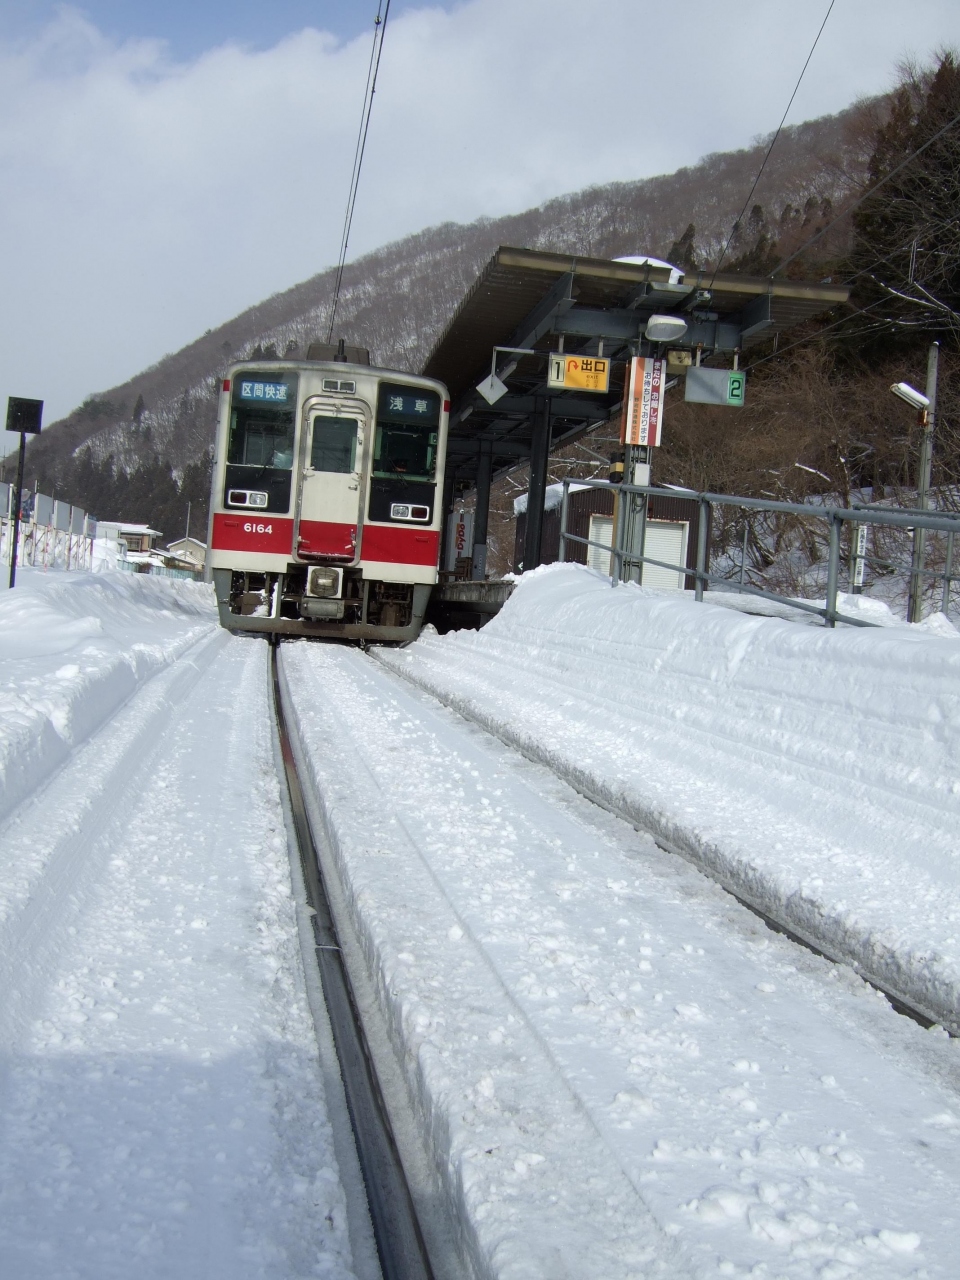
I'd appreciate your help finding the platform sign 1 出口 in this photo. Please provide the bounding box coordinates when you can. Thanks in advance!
[547,354,610,393]
[684,367,747,407]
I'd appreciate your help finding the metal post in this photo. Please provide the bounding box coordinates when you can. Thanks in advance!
[8,433,26,589]
[909,341,939,623]
[825,514,842,627]
[695,498,709,601]
[523,397,551,572]
[635,447,648,586]
[558,478,570,563]
[471,443,492,579]
[942,529,954,615]
[611,478,627,588]
[739,520,749,587]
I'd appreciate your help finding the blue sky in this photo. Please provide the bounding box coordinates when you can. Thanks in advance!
[2,0,960,452]
[4,1,438,58]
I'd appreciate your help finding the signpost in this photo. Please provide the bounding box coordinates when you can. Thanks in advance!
[6,396,43,589]
[547,354,610,393]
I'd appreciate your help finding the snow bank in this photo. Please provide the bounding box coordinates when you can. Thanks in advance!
[282,644,960,1280]
[0,569,215,823]
[377,564,960,1031]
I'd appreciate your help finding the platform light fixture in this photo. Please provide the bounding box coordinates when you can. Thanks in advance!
[644,314,688,344]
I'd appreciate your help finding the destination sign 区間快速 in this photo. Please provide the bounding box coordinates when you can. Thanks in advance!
[239,381,290,403]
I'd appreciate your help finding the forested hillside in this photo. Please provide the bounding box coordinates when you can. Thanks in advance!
[12,90,881,538]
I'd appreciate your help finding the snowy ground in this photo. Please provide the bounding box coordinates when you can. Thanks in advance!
[377,564,960,1033]
[282,640,960,1280]
[0,572,368,1279]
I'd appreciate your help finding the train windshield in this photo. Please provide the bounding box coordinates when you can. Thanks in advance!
[228,408,295,471]
[374,382,441,482]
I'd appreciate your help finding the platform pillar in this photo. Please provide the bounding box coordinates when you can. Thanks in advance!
[471,442,492,579]
[523,397,551,572]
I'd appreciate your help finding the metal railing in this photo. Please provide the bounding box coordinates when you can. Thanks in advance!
[557,477,960,628]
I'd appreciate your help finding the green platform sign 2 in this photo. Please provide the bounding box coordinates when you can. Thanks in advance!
[684,366,747,407]
[726,370,746,405]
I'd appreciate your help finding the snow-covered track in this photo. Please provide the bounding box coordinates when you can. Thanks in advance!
[272,641,439,1280]
[374,642,951,1037]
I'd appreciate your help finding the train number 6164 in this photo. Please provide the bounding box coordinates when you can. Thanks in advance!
[243,522,273,534]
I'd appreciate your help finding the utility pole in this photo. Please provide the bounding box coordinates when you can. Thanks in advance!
[908,341,939,623]
[184,500,191,543]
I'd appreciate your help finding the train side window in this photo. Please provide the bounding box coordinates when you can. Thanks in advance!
[310,416,358,473]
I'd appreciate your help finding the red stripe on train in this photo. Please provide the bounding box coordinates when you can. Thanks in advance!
[361,525,440,566]
[212,513,294,555]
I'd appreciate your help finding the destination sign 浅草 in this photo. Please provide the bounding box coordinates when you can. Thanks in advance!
[547,354,610,393]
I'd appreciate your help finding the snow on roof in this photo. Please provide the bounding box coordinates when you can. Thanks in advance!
[613,254,683,285]
[514,482,591,516]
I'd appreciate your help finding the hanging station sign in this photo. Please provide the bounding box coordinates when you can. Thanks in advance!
[621,357,665,447]
[547,354,610,393]
[684,366,746,406]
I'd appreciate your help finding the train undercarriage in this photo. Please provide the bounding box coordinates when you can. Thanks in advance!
[211,566,432,642]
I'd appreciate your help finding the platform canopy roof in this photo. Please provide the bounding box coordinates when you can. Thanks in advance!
[422,245,850,488]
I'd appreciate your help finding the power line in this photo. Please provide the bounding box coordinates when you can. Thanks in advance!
[326,1,392,344]
[709,0,835,284]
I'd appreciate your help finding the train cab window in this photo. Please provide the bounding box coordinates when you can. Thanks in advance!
[225,372,299,513]
[372,423,437,481]
[228,411,295,470]
[310,416,358,473]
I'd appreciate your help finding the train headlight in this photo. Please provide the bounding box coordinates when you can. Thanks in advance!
[307,566,342,598]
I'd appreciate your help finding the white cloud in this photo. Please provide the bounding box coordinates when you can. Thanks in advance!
[1,0,959,452]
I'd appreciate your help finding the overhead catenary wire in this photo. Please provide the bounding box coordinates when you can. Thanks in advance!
[709,0,835,284]
[326,0,393,344]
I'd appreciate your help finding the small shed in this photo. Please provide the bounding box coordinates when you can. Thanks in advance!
[515,485,705,589]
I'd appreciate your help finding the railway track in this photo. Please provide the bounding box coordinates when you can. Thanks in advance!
[270,640,437,1280]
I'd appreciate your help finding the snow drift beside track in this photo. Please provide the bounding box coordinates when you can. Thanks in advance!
[0,570,215,823]
[377,564,960,1030]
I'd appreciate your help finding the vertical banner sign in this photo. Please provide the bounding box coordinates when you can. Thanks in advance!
[621,357,665,447]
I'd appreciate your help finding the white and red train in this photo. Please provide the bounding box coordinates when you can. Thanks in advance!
[207,350,449,641]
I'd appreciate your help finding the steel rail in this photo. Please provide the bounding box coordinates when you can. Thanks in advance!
[270,640,434,1280]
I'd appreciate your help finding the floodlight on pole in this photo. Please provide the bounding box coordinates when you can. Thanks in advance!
[891,344,940,622]
[890,381,930,414]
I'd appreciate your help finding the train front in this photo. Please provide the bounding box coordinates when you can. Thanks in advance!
[206,360,450,642]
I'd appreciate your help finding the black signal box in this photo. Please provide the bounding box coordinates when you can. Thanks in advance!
[6,397,43,434]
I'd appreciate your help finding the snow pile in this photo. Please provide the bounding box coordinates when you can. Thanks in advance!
[283,643,960,1280]
[0,602,365,1277]
[378,563,960,1031]
[0,569,215,823]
